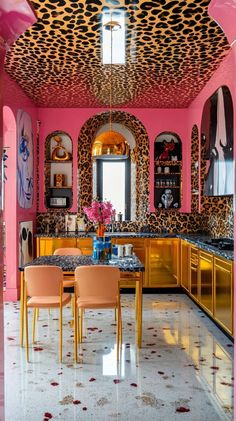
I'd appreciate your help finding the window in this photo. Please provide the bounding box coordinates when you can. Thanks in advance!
[102,9,126,65]
[96,159,131,220]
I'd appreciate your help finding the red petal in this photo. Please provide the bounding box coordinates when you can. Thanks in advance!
[113,379,121,384]
[89,378,96,382]
[44,413,53,419]
[130,383,138,387]
[50,382,59,386]
[34,347,43,351]
[176,407,190,413]
[73,400,81,404]
[158,371,164,375]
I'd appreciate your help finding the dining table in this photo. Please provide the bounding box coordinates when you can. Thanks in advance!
[19,254,145,348]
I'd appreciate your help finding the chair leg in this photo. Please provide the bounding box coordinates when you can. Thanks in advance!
[36,308,40,320]
[24,292,29,362]
[114,308,116,321]
[118,302,122,346]
[59,304,62,363]
[79,308,83,343]
[74,300,78,363]
[116,306,120,361]
[32,308,37,343]
[71,294,74,316]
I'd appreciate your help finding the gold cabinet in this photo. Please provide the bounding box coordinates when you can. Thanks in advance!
[189,246,199,300]
[148,238,179,287]
[112,238,148,287]
[180,240,189,291]
[214,257,233,335]
[37,237,77,256]
[199,251,213,315]
[76,238,93,255]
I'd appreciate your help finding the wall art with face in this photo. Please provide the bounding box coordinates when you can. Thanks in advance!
[201,86,233,196]
[17,109,33,208]
[19,221,33,266]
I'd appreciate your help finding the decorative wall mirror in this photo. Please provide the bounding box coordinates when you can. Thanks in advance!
[201,86,233,197]
[154,132,182,210]
[44,130,73,209]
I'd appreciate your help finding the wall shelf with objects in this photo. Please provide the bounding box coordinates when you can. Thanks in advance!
[154,133,182,210]
[44,131,73,209]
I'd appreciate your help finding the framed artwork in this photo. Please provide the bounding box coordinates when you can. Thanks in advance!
[19,221,33,266]
[202,86,233,196]
[65,214,77,232]
[17,109,34,208]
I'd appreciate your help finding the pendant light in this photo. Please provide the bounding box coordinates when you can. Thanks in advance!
[92,17,129,160]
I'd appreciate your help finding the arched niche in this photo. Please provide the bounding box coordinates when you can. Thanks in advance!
[44,130,73,210]
[191,125,200,213]
[154,132,182,210]
[77,111,149,222]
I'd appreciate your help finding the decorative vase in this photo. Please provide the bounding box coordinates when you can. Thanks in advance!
[96,223,105,238]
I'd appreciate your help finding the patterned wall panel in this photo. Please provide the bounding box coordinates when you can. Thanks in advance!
[191,125,200,213]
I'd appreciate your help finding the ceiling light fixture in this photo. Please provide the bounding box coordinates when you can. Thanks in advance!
[92,13,129,160]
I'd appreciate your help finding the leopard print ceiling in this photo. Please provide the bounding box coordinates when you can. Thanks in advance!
[4,0,229,108]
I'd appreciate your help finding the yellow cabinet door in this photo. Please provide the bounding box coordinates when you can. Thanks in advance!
[77,238,93,255]
[148,239,179,287]
[113,238,147,287]
[199,251,213,315]
[214,257,233,335]
[181,240,190,291]
[189,246,199,301]
[37,237,77,256]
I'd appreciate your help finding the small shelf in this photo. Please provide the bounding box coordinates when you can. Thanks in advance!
[45,160,72,164]
[155,172,181,176]
[155,186,180,189]
[49,186,72,189]
[155,160,182,165]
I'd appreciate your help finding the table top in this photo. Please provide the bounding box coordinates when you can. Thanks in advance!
[19,255,144,272]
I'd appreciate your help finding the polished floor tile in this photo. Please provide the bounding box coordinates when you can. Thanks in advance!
[4,294,233,420]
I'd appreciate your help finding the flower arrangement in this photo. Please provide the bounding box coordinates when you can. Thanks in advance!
[83,199,116,225]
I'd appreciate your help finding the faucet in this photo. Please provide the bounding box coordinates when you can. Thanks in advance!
[110,215,115,232]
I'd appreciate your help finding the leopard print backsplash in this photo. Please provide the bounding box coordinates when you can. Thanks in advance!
[36,205,233,237]
[36,210,204,235]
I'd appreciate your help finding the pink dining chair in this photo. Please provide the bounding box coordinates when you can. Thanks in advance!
[24,265,71,363]
[53,247,83,287]
[73,266,122,362]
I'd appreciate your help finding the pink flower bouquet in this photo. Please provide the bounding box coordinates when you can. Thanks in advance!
[83,200,116,225]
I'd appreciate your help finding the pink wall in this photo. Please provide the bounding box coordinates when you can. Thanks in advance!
[3,73,38,301]
[37,107,190,213]
[0,0,36,417]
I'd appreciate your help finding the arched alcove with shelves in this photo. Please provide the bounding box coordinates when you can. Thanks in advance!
[44,130,73,210]
[154,132,182,211]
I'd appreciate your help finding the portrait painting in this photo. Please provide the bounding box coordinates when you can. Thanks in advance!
[17,109,34,208]
[202,86,233,196]
[19,221,33,266]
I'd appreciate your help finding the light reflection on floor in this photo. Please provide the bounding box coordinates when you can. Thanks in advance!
[4,294,233,420]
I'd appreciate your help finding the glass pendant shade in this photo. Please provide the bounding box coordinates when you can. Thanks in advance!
[92,130,129,159]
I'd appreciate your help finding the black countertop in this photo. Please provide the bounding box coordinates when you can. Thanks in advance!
[35,232,234,261]
[19,254,144,272]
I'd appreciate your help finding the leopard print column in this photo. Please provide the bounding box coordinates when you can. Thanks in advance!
[191,125,200,213]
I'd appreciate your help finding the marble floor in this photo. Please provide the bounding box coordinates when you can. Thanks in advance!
[4,294,234,421]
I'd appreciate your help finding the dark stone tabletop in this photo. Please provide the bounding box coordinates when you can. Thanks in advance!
[19,255,144,272]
